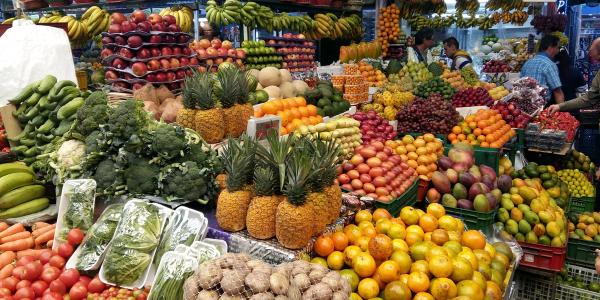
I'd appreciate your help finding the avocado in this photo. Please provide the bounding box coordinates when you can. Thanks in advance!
[317,98,332,107]
[332,94,343,102]
[525,164,539,178]
[542,180,557,189]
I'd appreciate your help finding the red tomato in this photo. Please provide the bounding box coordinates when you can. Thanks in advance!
[66,229,84,246]
[87,278,105,293]
[23,261,43,281]
[1,276,18,292]
[14,287,35,299]
[57,244,73,259]
[40,267,60,284]
[16,256,36,268]
[48,256,65,270]
[31,280,48,297]
[0,287,11,295]
[77,275,90,287]
[137,293,147,300]
[38,250,53,265]
[48,280,65,294]
[12,266,26,280]
[42,291,63,300]
[58,269,79,288]
[69,282,87,300]
[16,280,31,290]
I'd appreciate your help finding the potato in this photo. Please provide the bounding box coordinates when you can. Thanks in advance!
[291,261,310,276]
[273,265,292,278]
[219,295,245,300]
[308,270,327,284]
[249,292,275,300]
[340,278,351,295]
[247,259,266,269]
[332,291,348,300]
[183,275,200,300]
[216,254,238,269]
[309,263,328,274]
[196,290,219,300]
[302,283,333,300]
[274,296,288,300]
[287,285,302,300]
[291,273,311,291]
[321,276,342,292]
[221,270,246,295]
[270,273,290,295]
[198,263,223,290]
[245,272,270,294]
[253,265,273,276]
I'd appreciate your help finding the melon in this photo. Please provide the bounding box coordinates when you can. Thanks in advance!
[481,45,492,55]
[279,69,292,83]
[258,67,281,87]
[263,85,281,99]
[256,83,263,90]
[279,82,296,98]
[248,68,260,79]
[292,80,308,95]
[492,43,503,52]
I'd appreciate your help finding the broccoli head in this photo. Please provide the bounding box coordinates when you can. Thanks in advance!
[108,100,150,146]
[93,158,125,195]
[159,161,216,204]
[85,130,109,155]
[151,124,187,160]
[124,156,159,195]
[76,91,110,136]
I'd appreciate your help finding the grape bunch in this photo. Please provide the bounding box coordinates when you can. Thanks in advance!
[414,77,456,100]
[531,15,567,34]
[396,94,461,134]
[451,87,494,107]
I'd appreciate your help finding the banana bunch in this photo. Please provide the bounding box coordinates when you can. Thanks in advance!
[206,0,242,26]
[80,6,110,37]
[478,16,496,30]
[37,11,64,24]
[313,13,334,38]
[39,12,89,44]
[1,16,27,25]
[510,11,529,25]
[485,0,525,11]
[455,14,480,28]
[160,6,194,32]
[455,0,480,14]
[407,15,430,31]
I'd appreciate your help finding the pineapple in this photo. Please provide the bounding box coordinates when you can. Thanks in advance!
[236,71,254,134]
[306,139,340,234]
[216,66,250,138]
[246,167,282,239]
[216,136,256,232]
[276,149,314,249]
[176,72,198,130]
[189,70,226,144]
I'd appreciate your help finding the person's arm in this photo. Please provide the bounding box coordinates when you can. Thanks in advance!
[455,57,471,70]
[558,71,600,111]
[546,64,564,103]
[553,88,565,104]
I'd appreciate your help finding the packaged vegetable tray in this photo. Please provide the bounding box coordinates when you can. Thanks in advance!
[53,179,96,249]
[147,251,197,300]
[153,207,206,266]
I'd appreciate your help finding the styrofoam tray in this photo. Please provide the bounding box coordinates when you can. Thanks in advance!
[53,179,97,250]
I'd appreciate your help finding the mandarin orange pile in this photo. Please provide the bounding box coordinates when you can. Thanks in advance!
[254,97,323,135]
[376,4,401,56]
[358,61,387,87]
[386,133,444,180]
[447,109,516,148]
[311,204,515,300]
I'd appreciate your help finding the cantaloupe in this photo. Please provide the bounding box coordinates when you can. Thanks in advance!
[258,67,281,87]
[263,85,281,99]
[279,82,296,98]
[248,69,259,79]
[292,80,308,95]
[279,69,292,83]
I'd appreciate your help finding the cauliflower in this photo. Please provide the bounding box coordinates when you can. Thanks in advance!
[56,139,86,169]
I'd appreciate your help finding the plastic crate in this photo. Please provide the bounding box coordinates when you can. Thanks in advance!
[424,199,495,233]
[444,145,501,174]
[513,269,556,300]
[417,179,429,202]
[518,241,567,272]
[570,196,596,214]
[566,237,599,267]
[374,179,419,217]
[555,264,600,300]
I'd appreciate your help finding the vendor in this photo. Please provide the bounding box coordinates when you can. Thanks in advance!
[520,35,565,104]
[443,37,472,70]
[408,28,434,65]
[548,38,600,115]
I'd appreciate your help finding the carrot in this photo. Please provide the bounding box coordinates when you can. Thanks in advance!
[0,264,13,279]
[46,240,53,249]
[34,230,54,246]
[0,237,34,252]
[0,251,15,269]
[31,224,55,239]
[16,249,43,260]
[32,222,50,231]
[0,223,8,233]
[0,223,24,239]
[0,231,31,244]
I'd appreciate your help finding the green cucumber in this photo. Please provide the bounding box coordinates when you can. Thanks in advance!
[23,106,39,121]
[53,86,79,103]
[36,133,54,143]
[48,80,76,100]
[0,185,46,209]
[9,81,38,105]
[22,146,39,157]
[36,119,55,134]
[9,124,33,142]
[38,95,50,109]
[0,198,49,218]
[35,75,57,94]
[29,115,45,127]
[57,97,84,120]
[24,93,41,106]
[10,146,28,156]
[12,104,28,118]
[19,138,36,147]
[53,119,73,136]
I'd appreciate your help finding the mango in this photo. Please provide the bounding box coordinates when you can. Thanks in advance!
[585,224,598,237]
[501,197,514,211]
[517,204,530,213]
[538,235,551,245]
[442,194,458,208]
[551,236,563,247]
[432,171,452,194]
[452,183,468,200]
[510,194,523,205]
[526,231,538,243]
[505,219,519,235]
[533,223,546,236]
[512,179,525,188]
[546,222,560,238]
[518,186,538,203]
[474,194,490,212]
[514,233,525,242]
[518,220,531,234]
[497,208,509,222]
[524,211,540,225]
[539,211,554,224]
[510,208,523,222]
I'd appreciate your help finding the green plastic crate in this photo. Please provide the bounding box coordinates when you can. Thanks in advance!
[374,179,419,217]
[570,196,596,215]
[424,199,496,233]
[444,145,501,174]
[567,238,600,267]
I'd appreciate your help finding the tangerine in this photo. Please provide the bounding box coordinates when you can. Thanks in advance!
[383,281,412,300]
[456,280,484,300]
[400,207,420,225]
[368,234,393,260]
[461,230,486,250]
[407,272,430,293]
[332,232,349,251]
[450,257,474,282]
[390,250,413,274]
[343,245,362,266]
[413,292,435,300]
[428,255,453,278]
[431,229,450,246]
[426,203,446,219]
[314,236,334,257]
[430,278,457,299]
[392,239,409,252]
[327,251,345,270]
[373,208,392,222]
[410,260,430,276]
[358,278,379,299]
[377,260,401,283]
[419,214,439,232]
[353,252,377,278]
[355,210,373,223]
[405,232,423,247]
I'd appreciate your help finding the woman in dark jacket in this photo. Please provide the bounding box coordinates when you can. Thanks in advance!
[556,49,587,101]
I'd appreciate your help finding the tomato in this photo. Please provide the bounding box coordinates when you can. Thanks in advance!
[69,282,87,300]
[57,244,74,259]
[40,267,60,284]
[14,287,35,299]
[137,293,147,300]
[12,266,26,280]
[42,291,63,300]
[23,261,43,281]
[15,280,31,290]
[87,278,105,293]
[48,256,65,269]
[0,287,11,295]
[77,275,90,287]
[31,280,48,297]
[48,279,65,294]
[39,250,53,265]
[66,229,84,246]
[17,256,36,268]
[0,276,18,292]
[58,269,79,288]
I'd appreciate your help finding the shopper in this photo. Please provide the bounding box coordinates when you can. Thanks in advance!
[443,37,472,70]
[408,28,434,65]
[548,38,600,114]
[556,49,587,101]
[521,34,565,104]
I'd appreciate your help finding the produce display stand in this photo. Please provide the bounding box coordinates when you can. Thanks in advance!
[518,241,568,273]
[425,198,496,234]
[566,237,600,267]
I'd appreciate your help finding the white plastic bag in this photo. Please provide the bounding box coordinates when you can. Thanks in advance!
[0,20,78,105]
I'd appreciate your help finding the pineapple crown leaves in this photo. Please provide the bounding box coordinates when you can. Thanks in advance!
[256,131,296,193]
[253,166,276,197]
[283,148,315,206]
[307,138,342,191]
[192,69,217,111]
[221,135,256,192]
[182,69,202,109]
[215,66,243,108]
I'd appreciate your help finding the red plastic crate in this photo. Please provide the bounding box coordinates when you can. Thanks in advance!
[311,0,332,6]
[519,241,566,272]
[417,178,429,202]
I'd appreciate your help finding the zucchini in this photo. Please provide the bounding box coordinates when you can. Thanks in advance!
[40,110,50,118]
[0,172,35,197]
[36,133,54,143]
[24,93,41,106]
[9,81,37,105]
[48,80,76,100]
[22,147,39,157]
[38,95,50,109]
[43,101,58,111]
[0,198,49,219]
[57,90,80,106]
[12,103,28,118]
[0,185,46,209]
[9,124,33,142]
[57,97,84,120]
[53,86,79,103]
[29,115,45,127]
[19,138,36,147]
[0,162,33,177]
[23,106,39,121]
[53,119,73,136]
[36,119,55,134]
[9,146,28,156]
[35,75,57,94]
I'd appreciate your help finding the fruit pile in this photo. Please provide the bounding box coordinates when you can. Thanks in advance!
[460,67,481,86]
[188,38,245,70]
[38,7,110,46]
[337,141,418,201]
[448,109,516,148]
[376,4,401,56]
[368,88,415,121]
[414,78,456,100]
[352,111,397,143]
[101,10,195,91]
[568,212,600,242]
[487,86,509,101]
[557,169,595,198]
[311,205,515,300]
[254,97,322,136]
[511,163,571,208]
[339,41,382,63]
[358,61,387,87]
[396,94,461,134]
[451,87,493,108]
[158,6,194,32]
[304,81,352,118]
[563,150,595,174]
[482,60,511,73]
[441,70,469,90]
[428,144,502,213]
[499,156,514,176]
[398,61,433,87]
[241,40,282,70]
[534,109,580,142]
[557,266,600,292]
[387,134,444,179]
[492,102,532,129]
[294,117,362,159]
[266,34,316,73]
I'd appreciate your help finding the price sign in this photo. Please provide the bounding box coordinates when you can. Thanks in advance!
[246,116,281,140]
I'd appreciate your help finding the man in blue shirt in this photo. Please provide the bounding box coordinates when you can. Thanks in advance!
[520,35,565,104]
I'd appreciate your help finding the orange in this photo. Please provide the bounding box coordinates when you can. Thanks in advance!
[271,99,283,112]
[373,208,392,222]
[355,236,370,252]
[430,278,458,299]
[262,102,276,115]
[461,230,486,250]
[368,234,393,260]
[277,111,289,126]
[332,232,349,251]
[361,226,377,239]
[430,229,450,246]
[413,292,435,300]
[355,210,373,223]
[295,97,307,107]
[327,251,345,270]
[306,104,317,116]
[286,98,298,108]
[289,108,302,120]
[298,106,309,117]
[358,278,380,299]
[377,260,401,283]
[452,126,462,134]
[400,207,420,225]
[390,250,413,274]
[457,280,484,300]
[428,255,453,278]
[419,214,439,232]
[314,235,335,257]
[254,107,264,117]
[426,203,445,219]
[451,257,474,282]
[353,252,376,278]
[344,225,362,244]
[407,272,430,293]
[410,260,430,276]
[343,245,362,266]
[383,281,412,300]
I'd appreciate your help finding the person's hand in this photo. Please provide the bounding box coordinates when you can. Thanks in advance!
[547,104,560,115]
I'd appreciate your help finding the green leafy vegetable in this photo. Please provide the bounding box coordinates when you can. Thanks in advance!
[148,253,196,300]
[60,180,96,240]
[154,208,203,264]
[76,204,123,270]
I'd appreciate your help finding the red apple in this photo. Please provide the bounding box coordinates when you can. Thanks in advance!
[163,15,176,25]
[146,73,157,82]
[185,69,192,76]
[206,47,217,57]
[147,59,160,71]
[198,39,210,49]
[137,21,151,32]
[121,21,136,32]
[222,40,233,50]
[150,47,161,57]
[176,69,186,79]
[114,36,126,45]
[179,57,190,66]
[149,35,162,43]
[198,66,207,72]
[225,57,233,63]
[131,9,147,24]
[112,58,127,69]
[160,58,170,69]
[131,62,148,76]
[197,49,208,58]
[101,48,114,59]
[169,58,180,68]
[127,35,143,48]
[189,57,199,65]
[105,70,118,80]
[168,24,180,32]
[164,35,175,43]
[132,83,144,90]
[235,49,246,59]
[166,71,176,81]
[211,38,222,49]
[148,13,163,25]
[118,48,134,58]
[215,57,224,64]
[172,47,182,55]
[161,47,173,56]
[102,36,114,44]
[227,48,237,57]
[182,47,192,55]
[205,59,214,65]
[152,23,166,31]
[111,13,126,25]
[177,35,189,43]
